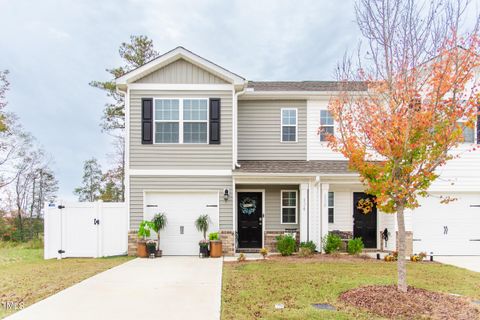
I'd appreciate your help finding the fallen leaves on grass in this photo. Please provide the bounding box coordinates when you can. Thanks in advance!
[340,285,480,319]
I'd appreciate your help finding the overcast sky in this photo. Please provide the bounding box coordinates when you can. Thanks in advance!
[0,0,361,200]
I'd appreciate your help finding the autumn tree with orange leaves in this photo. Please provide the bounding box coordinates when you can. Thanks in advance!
[326,0,480,292]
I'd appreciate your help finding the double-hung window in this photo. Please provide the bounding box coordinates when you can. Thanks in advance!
[281,190,297,224]
[328,192,335,223]
[320,110,334,141]
[281,108,297,142]
[457,120,475,143]
[154,98,208,144]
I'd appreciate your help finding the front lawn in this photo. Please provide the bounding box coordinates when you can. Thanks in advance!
[0,242,131,319]
[221,255,480,319]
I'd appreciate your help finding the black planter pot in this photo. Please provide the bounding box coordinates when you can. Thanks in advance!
[199,246,209,258]
[147,245,156,256]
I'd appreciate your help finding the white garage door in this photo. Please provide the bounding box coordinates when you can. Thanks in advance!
[413,194,480,256]
[144,191,219,256]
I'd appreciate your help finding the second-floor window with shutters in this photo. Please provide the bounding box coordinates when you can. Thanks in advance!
[320,110,334,142]
[154,98,208,144]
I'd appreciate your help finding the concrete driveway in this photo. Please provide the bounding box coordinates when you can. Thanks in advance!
[436,256,480,272]
[6,257,223,320]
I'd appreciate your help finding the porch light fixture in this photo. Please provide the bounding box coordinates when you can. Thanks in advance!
[223,188,230,201]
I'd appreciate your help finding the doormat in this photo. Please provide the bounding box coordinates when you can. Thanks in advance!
[311,303,336,311]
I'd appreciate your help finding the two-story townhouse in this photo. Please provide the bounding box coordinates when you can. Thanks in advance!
[117,47,480,257]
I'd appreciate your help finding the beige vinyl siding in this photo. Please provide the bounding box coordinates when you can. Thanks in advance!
[130,175,233,230]
[129,90,233,169]
[327,191,353,233]
[237,184,300,231]
[237,100,307,160]
[134,59,228,84]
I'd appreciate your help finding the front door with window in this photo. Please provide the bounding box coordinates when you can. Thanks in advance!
[237,192,263,248]
[353,192,377,248]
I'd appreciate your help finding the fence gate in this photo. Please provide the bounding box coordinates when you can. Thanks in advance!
[44,201,128,259]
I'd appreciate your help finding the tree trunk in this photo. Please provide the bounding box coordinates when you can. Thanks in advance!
[396,205,408,292]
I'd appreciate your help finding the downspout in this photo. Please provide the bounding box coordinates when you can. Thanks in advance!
[233,83,248,168]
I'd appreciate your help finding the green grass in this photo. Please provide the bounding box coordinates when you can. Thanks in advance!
[221,256,480,319]
[0,242,132,319]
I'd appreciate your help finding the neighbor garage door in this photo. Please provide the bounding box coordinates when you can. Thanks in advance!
[413,193,480,256]
[144,191,219,256]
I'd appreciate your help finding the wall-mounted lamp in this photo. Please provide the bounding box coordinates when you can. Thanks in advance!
[223,188,230,201]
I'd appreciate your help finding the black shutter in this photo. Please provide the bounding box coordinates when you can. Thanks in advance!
[477,105,480,144]
[209,98,221,144]
[141,98,153,144]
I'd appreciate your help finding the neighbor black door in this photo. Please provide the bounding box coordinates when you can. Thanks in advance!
[237,192,263,248]
[353,192,377,248]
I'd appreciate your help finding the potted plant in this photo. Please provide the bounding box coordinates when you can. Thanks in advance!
[137,220,154,258]
[209,232,222,258]
[146,240,157,258]
[198,239,209,258]
[195,214,211,258]
[151,213,167,257]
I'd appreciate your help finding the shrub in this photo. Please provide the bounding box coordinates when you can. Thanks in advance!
[208,232,219,241]
[347,237,364,255]
[300,241,316,252]
[323,233,342,254]
[298,247,313,257]
[259,247,268,259]
[138,221,154,240]
[276,234,296,256]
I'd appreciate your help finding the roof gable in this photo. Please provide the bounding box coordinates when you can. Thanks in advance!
[116,46,245,87]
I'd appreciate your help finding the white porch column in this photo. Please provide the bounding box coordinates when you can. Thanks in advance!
[299,183,309,242]
[320,183,330,252]
[308,180,321,250]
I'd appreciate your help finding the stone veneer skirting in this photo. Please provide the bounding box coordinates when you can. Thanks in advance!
[264,231,300,253]
[220,230,234,256]
[128,231,139,256]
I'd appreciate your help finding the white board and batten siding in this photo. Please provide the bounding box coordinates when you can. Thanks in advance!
[44,201,128,259]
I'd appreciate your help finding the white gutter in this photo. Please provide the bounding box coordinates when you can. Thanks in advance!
[233,83,248,169]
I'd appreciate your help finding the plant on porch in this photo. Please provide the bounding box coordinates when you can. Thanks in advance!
[137,220,155,258]
[195,214,211,258]
[151,213,167,257]
[326,0,479,292]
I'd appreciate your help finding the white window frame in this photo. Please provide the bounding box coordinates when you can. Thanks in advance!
[153,98,209,144]
[456,118,476,144]
[280,108,298,143]
[328,191,335,224]
[319,109,334,142]
[280,190,298,224]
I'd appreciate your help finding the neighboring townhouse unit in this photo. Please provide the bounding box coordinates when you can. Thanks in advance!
[116,47,480,257]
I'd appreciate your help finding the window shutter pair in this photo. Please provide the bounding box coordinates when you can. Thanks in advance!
[141,98,221,144]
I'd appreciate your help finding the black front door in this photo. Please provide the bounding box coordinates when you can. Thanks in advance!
[353,192,377,248]
[237,192,263,248]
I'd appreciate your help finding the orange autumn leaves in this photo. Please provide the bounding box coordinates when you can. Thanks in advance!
[326,43,480,213]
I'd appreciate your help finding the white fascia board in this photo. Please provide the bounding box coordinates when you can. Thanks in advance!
[116,47,245,86]
[127,83,234,91]
[129,169,232,176]
[240,91,369,100]
[232,172,359,177]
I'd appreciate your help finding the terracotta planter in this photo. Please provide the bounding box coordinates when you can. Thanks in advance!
[137,241,148,258]
[210,240,222,258]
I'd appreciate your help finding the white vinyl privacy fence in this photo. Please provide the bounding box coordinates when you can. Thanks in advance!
[44,201,128,259]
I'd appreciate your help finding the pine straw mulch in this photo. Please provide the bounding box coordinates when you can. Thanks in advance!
[339,285,480,320]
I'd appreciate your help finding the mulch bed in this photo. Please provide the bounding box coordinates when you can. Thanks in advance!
[339,285,480,319]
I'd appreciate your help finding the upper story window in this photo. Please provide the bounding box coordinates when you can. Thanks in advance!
[281,108,297,142]
[281,190,297,224]
[320,110,334,142]
[457,121,475,143]
[154,98,208,144]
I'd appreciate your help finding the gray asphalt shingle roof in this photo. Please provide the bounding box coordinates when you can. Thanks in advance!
[247,81,367,92]
[234,160,355,174]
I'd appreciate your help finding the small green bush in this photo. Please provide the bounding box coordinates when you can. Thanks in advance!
[323,233,342,254]
[300,241,316,252]
[208,232,219,241]
[347,237,364,255]
[276,234,296,256]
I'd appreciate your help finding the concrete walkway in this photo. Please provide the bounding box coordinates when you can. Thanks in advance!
[6,257,223,320]
[435,256,480,273]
